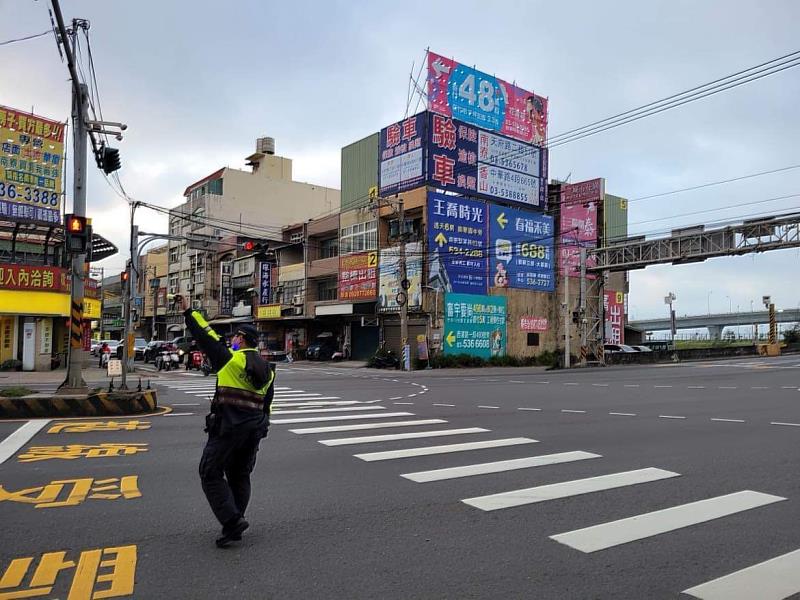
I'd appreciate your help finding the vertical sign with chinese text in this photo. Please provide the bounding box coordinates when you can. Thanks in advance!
[339,252,378,301]
[259,262,271,305]
[427,192,487,294]
[604,291,625,344]
[443,293,507,358]
[379,113,426,195]
[559,178,603,278]
[220,261,233,314]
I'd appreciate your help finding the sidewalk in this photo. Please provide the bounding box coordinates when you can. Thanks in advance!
[289,360,368,369]
[0,366,158,387]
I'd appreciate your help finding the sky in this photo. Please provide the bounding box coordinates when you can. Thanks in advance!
[2,0,799,326]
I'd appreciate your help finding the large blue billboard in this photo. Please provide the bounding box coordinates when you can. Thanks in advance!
[427,191,487,295]
[489,204,554,292]
[443,293,507,358]
[378,112,426,196]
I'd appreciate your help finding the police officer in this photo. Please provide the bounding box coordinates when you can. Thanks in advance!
[179,296,275,548]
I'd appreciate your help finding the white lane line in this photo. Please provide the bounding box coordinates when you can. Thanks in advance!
[659,415,686,419]
[564,383,579,386]
[654,385,673,388]
[771,422,800,427]
[272,401,358,407]
[688,386,706,389]
[518,407,542,412]
[462,468,680,512]
[389,396,403,400]
[562,409,586,414]
[710,418,745,423]
[609,412,637,417]
[274,389,305,393]
[354,437,539,462]
[402,451,602,483]
[271,396,342,401]
[164,412,195,417]
[272,406,385,415]
[408,394,417,398]
[393,402,414,405]
[171,403,200,406]
[719,386,738,390]
[751,386,770,390]
[535,381,550,384]
[682,547,800,599]
[781,386,798,389]
[478,405,499,409]
[433,403,455,407]
[623,384,640,388]
[193,394,215,398]
[551,490,785,554]
[273,392,320,397]
[271,412,413,424]
[289,419,447,434]
[510,380,525,384]
[0,420,51,465]
[319,427,489,447]
[592,383,609,387]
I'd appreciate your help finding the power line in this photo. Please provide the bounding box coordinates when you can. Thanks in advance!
[0,30,51,46]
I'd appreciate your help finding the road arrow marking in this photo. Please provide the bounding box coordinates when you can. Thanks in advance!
[435,232,447,247]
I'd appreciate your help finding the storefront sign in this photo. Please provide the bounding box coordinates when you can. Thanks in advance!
[259,262,272,305]
[427,52,548,145]
[256,304,282,319]
[378,242,421,312]
[0,263,69,292]
[379,112,426,195]
[488,204,554,291]
[604,291,625,344]
[0,105,64,225]
[427,192,488,294]
[443,293,507,358]
[520,316,548,331]
[219,261,233,314]
[339,252,378,300]
[39,319,52,354]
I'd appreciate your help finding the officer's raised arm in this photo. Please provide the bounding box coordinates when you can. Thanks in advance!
[179,296,232,371]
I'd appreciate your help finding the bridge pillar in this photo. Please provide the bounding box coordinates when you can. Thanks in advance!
[707,325,724,340]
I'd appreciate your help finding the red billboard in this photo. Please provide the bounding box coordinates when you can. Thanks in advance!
[559,178,603,278]
[0,263,69,292]
[339,252,378,301]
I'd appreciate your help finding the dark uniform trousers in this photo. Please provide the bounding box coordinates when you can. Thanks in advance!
[199,422,265,526]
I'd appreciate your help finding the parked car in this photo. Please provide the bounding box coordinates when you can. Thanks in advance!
[604,343,639,354]
[630,345,653,352]
[306,333,338,361]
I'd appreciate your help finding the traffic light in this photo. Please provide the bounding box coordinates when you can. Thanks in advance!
[241,240,269,258]
[65,214,89,253]
[120,270,129,285]
[100,146,121,174]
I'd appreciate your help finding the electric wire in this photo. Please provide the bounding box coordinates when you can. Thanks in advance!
[0,30,51,46]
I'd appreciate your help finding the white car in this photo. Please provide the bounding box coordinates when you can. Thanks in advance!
[631,345,653,352]
[604,344,639,354]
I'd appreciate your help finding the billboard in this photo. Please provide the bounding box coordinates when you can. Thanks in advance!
[604,291,625,344]
[427,51,547,145]
[379,112,426,195]
[379,111,546,209]
[559,178,603,278]
[443,293,507,358]
[339,251,378,301]
[0,263,69,292]
[378,242,421,312]
[427,192,488,294]
[489,204,554,292]
[0,106,64,225]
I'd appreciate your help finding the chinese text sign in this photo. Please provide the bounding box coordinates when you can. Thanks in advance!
[443,293,507,358]
[489,204,554,292]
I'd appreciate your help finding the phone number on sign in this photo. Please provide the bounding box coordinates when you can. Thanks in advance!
[0,182,59,206]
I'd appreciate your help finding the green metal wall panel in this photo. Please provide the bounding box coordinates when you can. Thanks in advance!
[341,133,379,212]
[603,193,628,243]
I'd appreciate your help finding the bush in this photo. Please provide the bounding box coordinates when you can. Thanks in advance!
[0,386,34,398]
[784,325,800,345]
[0,359,21,372]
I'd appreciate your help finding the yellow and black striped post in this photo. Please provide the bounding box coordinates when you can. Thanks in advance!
[769,303,777,345]
[70,301,84,349]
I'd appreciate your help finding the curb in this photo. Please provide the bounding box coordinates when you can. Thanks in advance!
[0,389,158,419]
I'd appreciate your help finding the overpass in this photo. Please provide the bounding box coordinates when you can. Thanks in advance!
[629,309,800,339]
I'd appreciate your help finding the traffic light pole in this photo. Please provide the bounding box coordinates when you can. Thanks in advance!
[398,198,410,371]
[120,218,138,390]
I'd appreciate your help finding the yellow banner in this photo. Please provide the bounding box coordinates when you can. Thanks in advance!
[0,105,65,224]
[256,304,282,319]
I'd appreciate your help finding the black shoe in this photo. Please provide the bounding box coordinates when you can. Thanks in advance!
[215,518,249,548]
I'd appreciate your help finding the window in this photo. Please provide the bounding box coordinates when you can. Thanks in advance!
[208,178,223,195]
[290,232,304,243]
[280,279,304,304]
[181,270,190,280]
[340,220,377,255]
[317,278,338,301]
[169,218,180,236]
[194,265,205,284]
[169,247,178,263]
[319,237,338,259]
[527,333,540,346]
[168,276,178,294]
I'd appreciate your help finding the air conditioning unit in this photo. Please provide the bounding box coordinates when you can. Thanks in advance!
[293,306,303,315]
[291,295,304,306]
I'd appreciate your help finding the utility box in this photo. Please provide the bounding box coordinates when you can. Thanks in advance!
[757,343,781,357]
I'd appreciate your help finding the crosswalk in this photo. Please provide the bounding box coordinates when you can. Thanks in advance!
[260,390,800,598]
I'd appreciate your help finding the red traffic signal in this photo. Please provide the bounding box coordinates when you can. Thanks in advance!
[67,214,87,233]
[120,271,129,283]
[242,240,255,251]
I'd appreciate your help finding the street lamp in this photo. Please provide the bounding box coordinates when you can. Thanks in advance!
[725,295,732,313]
[664,292,677,350]
[707,290,713,315]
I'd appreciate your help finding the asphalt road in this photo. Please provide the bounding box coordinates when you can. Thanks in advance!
[2,356,800,599]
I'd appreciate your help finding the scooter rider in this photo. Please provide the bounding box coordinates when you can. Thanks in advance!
[178,295,275,548]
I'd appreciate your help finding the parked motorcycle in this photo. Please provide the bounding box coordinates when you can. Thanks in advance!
[155,346,180,371]
[372,350,400,369]
[185,349,204,371]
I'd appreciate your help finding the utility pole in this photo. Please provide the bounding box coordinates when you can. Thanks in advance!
[563,268,570,368]
[120,219,138,389]
[151,270,160,342]
[579,247,588,366]
[53,1,88,392]
[665,292,677,350]
[398,197,410,371]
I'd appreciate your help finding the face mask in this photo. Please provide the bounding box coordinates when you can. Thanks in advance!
[231,342,240,351]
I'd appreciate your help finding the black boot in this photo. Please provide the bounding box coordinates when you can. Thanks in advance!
[215,517,249,548]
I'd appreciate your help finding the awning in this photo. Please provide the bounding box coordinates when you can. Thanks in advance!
[208,316,253,325]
